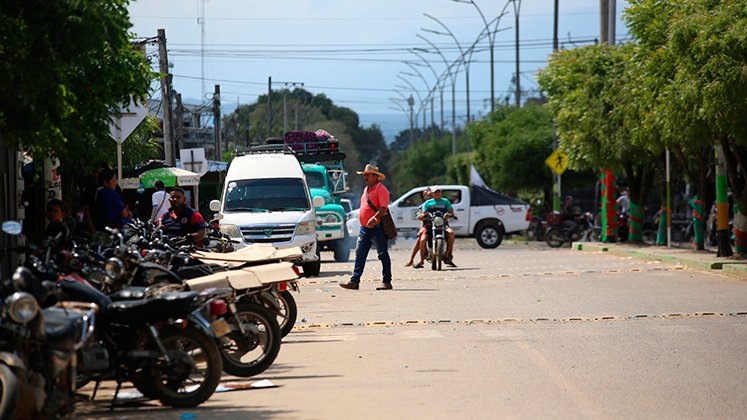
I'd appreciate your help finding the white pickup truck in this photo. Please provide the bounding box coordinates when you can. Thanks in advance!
[388,184,530,248]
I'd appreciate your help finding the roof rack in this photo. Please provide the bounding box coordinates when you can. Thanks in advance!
[233,144,298,157]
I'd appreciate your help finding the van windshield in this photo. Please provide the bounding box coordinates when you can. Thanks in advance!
[224,178,310,212]
[305,171,325,189]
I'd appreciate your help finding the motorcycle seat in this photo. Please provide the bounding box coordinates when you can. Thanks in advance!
[106,291,200,325]
[109,287,147,301]
[43,307,83,346]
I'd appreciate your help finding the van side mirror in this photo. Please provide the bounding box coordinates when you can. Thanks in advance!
[312,196,325,208]
[209,200,221,212]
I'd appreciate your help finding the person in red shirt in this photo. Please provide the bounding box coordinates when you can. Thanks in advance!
[160,187,206,245]
[340,164,393,291]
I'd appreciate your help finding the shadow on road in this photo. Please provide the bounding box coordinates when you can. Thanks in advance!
[77,403,296,419]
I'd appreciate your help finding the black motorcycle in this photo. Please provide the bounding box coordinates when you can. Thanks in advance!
[1,221,97,419]
[59,277,223,408]
[545,212,596,248]
[423,210,449,271]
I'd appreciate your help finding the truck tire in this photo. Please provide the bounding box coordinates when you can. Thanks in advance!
[302,260,321,277]
[476,222,503,249]
[333,240,350,262]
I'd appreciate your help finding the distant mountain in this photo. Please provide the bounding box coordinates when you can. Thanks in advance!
[358,113,409,144]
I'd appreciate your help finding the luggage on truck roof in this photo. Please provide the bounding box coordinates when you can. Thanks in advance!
[280,130,346,164]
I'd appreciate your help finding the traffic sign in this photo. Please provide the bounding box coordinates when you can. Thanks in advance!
[545,150,569,176]
[109,99,149,144]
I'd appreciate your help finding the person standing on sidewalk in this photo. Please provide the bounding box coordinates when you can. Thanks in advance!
[340,164,393,291]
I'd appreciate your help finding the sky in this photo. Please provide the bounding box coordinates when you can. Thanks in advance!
[127,0,630,141]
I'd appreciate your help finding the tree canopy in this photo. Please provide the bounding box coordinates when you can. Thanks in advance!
[0,0,154,167]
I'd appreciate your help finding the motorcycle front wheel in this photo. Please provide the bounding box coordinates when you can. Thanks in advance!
[276,290,297,337]
[0,364,19,420]
[220,302,281,377]
[136,326,222,408]
[545,227,565,248]
[435,238,443,271]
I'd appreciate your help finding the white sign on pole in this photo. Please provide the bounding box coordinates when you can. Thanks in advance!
[108,99,149,181]
[179,148,209,177]
[109,99,149,143]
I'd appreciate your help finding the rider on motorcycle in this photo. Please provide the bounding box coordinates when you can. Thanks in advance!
[405,188,433,268]
[561,195,582,237]
[159,187,206,246]
[416,186,457,268]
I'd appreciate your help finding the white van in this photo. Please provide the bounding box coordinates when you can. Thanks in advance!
[209,151,324,276]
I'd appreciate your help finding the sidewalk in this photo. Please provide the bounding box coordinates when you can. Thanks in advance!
[572,241,747,279]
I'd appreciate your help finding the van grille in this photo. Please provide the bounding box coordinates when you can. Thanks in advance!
[240,224,296,243]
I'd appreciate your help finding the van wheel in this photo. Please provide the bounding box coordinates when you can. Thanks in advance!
[476,222,503,249]
[302,260,321,277]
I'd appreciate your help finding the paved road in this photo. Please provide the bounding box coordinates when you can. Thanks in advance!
[79,239,747,419]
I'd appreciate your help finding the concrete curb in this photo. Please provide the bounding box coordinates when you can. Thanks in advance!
[572,242,747,279]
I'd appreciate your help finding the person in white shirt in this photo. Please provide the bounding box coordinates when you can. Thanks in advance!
[616,188,630,215]
[150,180,169,223]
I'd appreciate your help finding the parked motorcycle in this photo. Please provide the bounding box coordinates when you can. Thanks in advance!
[0,221,97,418]
[545,212,596,248]
[59,277,223,408]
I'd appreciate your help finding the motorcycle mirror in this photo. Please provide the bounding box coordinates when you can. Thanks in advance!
[2,221,22,236]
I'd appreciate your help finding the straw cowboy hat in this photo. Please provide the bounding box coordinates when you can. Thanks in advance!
[356,163,386,180]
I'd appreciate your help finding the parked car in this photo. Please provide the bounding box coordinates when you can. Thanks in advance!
[388,185,530,248]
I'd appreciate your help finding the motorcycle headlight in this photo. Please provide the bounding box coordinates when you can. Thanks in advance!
[104,257,124,280]
[219,224,242,239]
[6,292,39,324]
[434,217,445,227]
[323,214,338,225]
[297,220,315,235]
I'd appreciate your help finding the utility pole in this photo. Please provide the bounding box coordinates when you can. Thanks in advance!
[175,92,184,152]
[608,0,616,45]
[281,82,304,132]
[552,0,560,213]
[408,95,415,146]
[158,29,175,165]
[513,0,521,107]
[267,77,272,138]
[600,0,609,44]
[283,90,288,132]
[213,84,221,161]
[553,0,559,52]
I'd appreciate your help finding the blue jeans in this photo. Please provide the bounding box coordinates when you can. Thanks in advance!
[351,225,392,284]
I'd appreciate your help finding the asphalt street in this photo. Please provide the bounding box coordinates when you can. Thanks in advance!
[78,239,747,419]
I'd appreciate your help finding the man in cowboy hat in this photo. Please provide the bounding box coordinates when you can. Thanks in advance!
[340,163,393,290]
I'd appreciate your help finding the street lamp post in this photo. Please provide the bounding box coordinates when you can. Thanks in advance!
[403,62,436,135]
[397,74,428,132]
[410,50,446,135]
[423,13,471,123]
[415,34,459,154]
[512,0,522,107]
[452,0,512,113]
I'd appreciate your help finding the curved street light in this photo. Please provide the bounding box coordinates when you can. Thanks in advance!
[422,13,472,123]
[415,33,460,154]
[396,75,428,133]
[409,50,446,135]
[452,0,513,113]
[403,62,436,135]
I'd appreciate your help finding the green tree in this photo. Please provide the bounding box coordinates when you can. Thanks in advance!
[0,0,155,209]
[626,0,747,253]
[538,43,658,241]
[468,103,554,197]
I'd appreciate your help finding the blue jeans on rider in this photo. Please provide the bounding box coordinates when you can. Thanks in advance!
[350,225,392,284]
